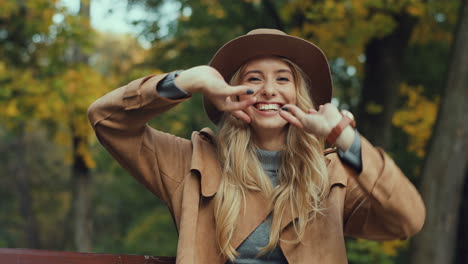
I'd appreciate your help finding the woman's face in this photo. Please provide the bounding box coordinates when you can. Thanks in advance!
[238,56,297,134]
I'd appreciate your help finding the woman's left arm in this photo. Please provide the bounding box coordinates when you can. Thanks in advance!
[332,136,425,240]
[280,103,426,240]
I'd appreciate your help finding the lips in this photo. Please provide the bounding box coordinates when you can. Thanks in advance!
[254,103,283,111]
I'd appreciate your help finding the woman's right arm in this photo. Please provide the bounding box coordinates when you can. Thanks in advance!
[88,74,194,205]
[88,67,255,204]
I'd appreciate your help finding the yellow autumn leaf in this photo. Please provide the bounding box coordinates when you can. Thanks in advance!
[393,83,439,157]
[365,102,384,114]
[5,100,19,117]
[381,240,408,256]
[78,140,96,169]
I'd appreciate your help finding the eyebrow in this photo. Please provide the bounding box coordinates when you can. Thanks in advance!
[243,69,293,75]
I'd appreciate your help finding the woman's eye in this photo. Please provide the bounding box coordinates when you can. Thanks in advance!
[248,77,261,82]
[278,77,290,81]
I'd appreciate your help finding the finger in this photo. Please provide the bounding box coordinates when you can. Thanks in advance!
[307,108,318,114]
[318,105,324,114]
[281,104,308,123]
[218,84,253,97]
[279,109,303,128]
[232,110,251,123]
[221,96,256,111]
[321,103,342,124]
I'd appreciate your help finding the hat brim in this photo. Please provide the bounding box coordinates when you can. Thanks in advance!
[205,33,333,124]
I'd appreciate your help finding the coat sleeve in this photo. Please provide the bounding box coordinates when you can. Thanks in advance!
[87,74,193,206]
[329,136,426,240]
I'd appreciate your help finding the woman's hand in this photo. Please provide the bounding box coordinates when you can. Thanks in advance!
[279,103,355,151]
[174,66,256,123]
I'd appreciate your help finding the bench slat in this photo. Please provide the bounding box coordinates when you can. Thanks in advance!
[0,248,175,264]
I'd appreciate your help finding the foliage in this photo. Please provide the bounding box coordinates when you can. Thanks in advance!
[123,208,178,256]
[0,0,153,252]
[347,239,408,264]
[393,83,440,158]
[0,124,71,249]
[91,146,177,255]
[283,0,458,67]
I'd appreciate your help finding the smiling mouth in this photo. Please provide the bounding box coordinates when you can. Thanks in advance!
[254,103,283,112]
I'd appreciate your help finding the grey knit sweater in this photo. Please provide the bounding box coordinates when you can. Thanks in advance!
[229,149,288,264]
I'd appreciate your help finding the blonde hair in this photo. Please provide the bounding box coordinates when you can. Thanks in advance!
[214,57,329,261]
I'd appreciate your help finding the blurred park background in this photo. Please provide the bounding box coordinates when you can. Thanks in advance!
[0,0,467,263]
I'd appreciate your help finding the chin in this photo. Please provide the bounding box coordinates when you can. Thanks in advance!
[251,119,289,131]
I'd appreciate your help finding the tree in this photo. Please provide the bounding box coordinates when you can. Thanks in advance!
[358,12,417,148]
[0,0,115,251]
[0,0,60,249]
[283,0,457,149]
[409,0,468,262]
[69,0,93,252]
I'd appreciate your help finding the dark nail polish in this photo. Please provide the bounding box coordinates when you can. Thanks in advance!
[281,107,289,111]
[246,89,254,95]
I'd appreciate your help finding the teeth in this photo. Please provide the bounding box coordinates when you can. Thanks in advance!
[256,104,280,111]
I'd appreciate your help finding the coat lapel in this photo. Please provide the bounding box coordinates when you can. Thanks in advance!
[231,190,272,249]
[175,170,200,264]
[190,128,221,197]
[189,128,272,251]
[279,156,334,231]
[180,128,223,263]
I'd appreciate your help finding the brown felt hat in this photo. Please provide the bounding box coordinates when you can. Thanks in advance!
[205,28,333,124]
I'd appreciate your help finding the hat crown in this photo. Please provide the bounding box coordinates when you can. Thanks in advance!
[246,28,286,36]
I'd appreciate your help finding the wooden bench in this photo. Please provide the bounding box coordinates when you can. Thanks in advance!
[0,248,175,264]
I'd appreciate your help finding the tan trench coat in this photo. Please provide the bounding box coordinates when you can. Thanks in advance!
[88,74,426,264]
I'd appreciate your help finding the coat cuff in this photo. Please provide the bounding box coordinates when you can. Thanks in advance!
[157,70,190,99]
[123,73,190,111]
[337,129,362,172]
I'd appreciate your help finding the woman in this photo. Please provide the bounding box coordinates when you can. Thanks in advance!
[88,29,425,263]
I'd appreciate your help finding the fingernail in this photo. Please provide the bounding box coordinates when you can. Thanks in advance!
[281,107,289,111]
[246,89,254,95]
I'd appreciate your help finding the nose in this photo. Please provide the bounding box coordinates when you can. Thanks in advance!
[260,79,277,98]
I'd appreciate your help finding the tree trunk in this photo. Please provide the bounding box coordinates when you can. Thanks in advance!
[71,135,93,252]
[455,170,468,264]
[409,0,468,263]
[70,0,92,252]
[262,0,284,31]
[357,13,417,148]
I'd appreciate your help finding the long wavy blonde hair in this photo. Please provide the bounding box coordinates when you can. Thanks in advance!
[213,57,329,261]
